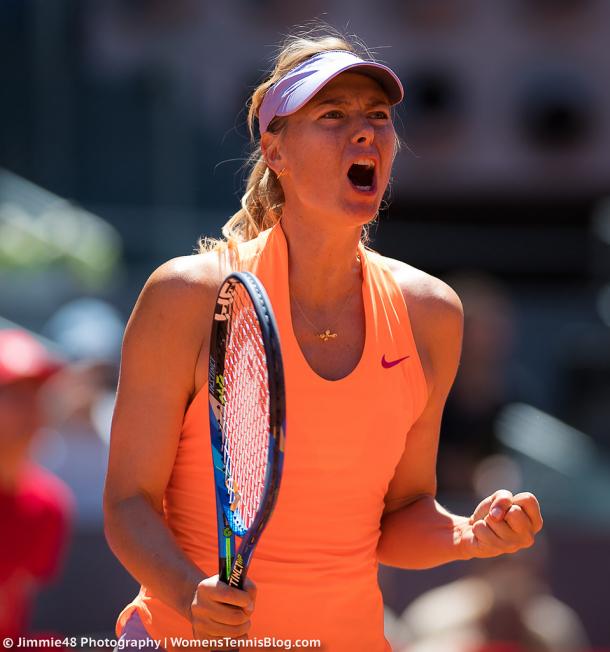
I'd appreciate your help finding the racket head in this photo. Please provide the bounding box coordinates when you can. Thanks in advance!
[208,272,286,586]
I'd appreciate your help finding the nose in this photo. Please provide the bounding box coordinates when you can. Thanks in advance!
[351,117,375,145]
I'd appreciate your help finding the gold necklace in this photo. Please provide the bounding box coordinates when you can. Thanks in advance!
[291,254,362,343]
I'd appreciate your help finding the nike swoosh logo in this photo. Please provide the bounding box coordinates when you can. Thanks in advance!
[382,354,410,369]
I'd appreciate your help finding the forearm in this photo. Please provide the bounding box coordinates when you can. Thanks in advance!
[377,494,472,569]
[104,494,206,619]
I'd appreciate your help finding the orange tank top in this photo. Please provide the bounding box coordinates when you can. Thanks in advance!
[117,222,428,652]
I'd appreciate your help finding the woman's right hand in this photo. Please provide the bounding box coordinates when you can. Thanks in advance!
[190,575,257,645]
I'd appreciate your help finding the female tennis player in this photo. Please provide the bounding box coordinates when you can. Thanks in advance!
[104,27,543,652]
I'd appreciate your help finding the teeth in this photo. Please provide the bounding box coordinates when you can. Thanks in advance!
[353,159,375,168]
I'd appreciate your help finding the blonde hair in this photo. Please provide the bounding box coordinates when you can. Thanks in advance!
[198,24,399,254]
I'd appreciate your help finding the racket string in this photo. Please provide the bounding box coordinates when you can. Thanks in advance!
[222,283,271,533]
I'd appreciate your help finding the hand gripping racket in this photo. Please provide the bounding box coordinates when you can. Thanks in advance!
[208,272,286,589]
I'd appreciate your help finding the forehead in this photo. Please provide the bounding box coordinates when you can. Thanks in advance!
[309,71,390,106]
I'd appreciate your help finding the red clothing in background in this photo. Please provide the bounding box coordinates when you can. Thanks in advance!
[0,464,72,638]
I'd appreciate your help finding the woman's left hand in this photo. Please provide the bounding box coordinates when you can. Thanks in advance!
[459,490,544,559]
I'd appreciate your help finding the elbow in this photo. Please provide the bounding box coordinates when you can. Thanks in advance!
[376,542,395,568]
[376,516,411,568]
[102,486,162,539]
[102,485,140,552]
[377,542,436,570]
[376,539,416,570]
[376,528,415,569]
[102,485,123,554]
[376,493,438,570]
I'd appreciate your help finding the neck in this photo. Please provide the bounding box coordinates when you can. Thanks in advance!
[280,210,364,308]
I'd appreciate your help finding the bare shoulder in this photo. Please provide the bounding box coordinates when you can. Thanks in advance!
[380,254,463,395]
[121,250,231,397]
[131,249,233,330]
[381,255,463,323]
[142,250,228,302]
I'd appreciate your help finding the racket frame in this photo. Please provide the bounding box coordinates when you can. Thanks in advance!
[208,272,285,589]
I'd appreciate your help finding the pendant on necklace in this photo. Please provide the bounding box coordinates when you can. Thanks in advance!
[318,329,338,342]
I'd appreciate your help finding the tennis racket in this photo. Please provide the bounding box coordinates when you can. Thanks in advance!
[208,272,286,590]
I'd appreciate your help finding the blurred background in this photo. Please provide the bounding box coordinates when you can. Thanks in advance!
[1,1,609,650]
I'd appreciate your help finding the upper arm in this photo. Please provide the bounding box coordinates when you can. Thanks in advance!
[383,267,464,514]
[104,254,221,514]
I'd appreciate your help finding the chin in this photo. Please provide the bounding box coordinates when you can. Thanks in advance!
[339,201,380,226]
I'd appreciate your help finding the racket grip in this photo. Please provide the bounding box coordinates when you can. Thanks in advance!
[226,552,247,590]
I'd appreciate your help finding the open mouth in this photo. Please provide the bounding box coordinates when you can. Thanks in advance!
[347,159,376,193]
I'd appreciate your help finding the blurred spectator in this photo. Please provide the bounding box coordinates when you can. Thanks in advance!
[390,543,589,652]
[43,298,124,365]
[33,299,124,529]
[438,273,532,498]
[0,330,73,639]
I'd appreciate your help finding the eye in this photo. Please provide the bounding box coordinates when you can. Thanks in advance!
[320,110,344,119]
[369,111,390,120]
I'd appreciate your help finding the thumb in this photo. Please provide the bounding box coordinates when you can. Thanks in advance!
[471,490,514,523]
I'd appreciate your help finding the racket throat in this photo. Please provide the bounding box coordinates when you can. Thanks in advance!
[225,538,232,580]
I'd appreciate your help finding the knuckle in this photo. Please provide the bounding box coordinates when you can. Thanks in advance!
[226,586,244,600]
[521,492,537,506]
[222,610,240,626]
[506,513,523,530]
[472,522,485,536]
[216,583,231,597]
[504,511,516,525]
[232,610,249,626]
[192,618,214,638]
[191,604,209,621]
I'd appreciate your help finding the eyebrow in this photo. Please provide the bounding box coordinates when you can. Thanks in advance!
[312,95,390,109]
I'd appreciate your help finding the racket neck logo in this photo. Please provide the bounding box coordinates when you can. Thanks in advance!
[214,285,234,322]
[228,553,245,587]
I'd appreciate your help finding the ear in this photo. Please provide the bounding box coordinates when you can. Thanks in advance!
[261,131,285,175]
